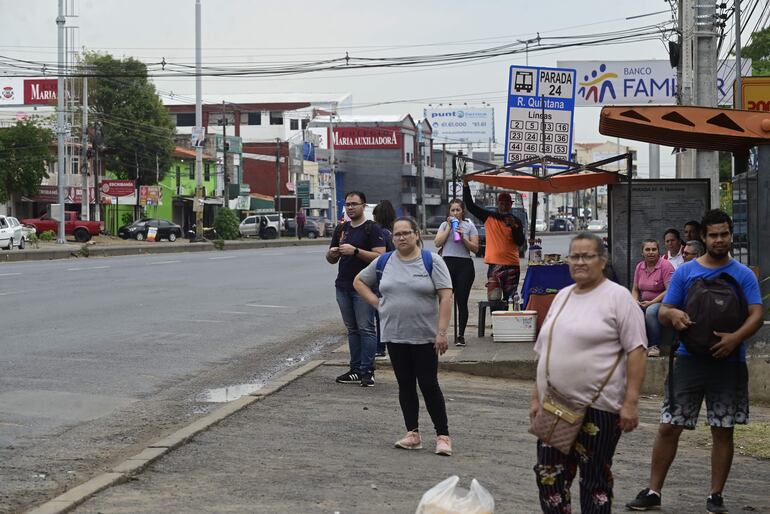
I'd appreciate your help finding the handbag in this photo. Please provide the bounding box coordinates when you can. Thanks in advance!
[528,289,623,454]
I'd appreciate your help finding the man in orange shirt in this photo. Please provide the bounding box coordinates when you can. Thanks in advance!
[463,180,526,303]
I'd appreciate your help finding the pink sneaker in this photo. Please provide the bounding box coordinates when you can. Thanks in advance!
[394,430,422,450]
[435,435,452,456]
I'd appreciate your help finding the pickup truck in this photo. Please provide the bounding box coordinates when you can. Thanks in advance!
[21,211,103,242]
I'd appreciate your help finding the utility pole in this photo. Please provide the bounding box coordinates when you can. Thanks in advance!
[221,101,228,208]
[80,73,89,220]
[274,138,281,216]
[329,108,337,225]
[56,0,66,244]
[417,123,426,231]
[194,0,203,240]
[734,0,748,175]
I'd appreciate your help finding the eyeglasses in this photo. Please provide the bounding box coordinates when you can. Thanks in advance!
[682,251,699,257]
[393,231,414,239]
[344,202,364,208]
[566,253,599,263]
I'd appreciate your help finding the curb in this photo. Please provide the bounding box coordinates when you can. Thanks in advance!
[2,238,331,264]
[25,360,325,514]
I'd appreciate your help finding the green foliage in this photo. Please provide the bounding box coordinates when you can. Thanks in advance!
[213,238,225,251]
[121,212,134,226]
[718,151,732,182]
[0,120,54,203]
[742,26,770,76]
[213,208,240,240]
[39,230,55,241]
[78,244,90,258]
[83,52,175,186]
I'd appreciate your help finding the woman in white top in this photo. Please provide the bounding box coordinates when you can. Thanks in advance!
[434,199,479,346]
[529,232,647,513]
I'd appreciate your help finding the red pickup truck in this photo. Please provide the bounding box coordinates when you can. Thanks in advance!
[21,211,103,242]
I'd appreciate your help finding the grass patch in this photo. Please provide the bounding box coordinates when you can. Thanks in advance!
[691,422,770,459]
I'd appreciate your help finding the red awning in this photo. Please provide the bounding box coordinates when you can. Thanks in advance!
[466,171,621,193]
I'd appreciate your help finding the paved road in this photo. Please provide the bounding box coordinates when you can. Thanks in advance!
[0,245,355,511]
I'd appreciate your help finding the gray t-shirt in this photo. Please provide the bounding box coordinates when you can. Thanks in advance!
[437,219,478,259]
[358,251,453,344]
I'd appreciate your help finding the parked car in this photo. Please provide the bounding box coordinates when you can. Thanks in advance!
[307,216,332,237]
[0,215,26,249]
[118,219,182,241]
[284,218,321,239]
[535,219,548,232]
[239,214,280,239]
[426,216,446,234]
[587,219,608,231]
[21,210,102,242]
[549,218,575,232]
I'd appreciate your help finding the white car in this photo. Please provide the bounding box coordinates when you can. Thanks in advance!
[239,214,281,239]
[587,219,608,231]
[535,219,547,232]
[0,215,26,249]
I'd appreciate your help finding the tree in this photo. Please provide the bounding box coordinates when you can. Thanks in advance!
[742,26,770,76]
[0,120,53,203]
[84,53,174,186]
[213,208,240,240]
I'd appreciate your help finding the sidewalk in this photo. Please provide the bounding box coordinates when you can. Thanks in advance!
[41,364,770,514]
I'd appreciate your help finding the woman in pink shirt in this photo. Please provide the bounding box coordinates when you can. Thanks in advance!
[631,239,675,357]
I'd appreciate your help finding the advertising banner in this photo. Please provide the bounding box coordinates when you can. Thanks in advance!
[557,59,751,106]
[328,126,402,150]
[0,78,23,106]
[101,179,135,197]
[31,185,95,204]
[424,107,494,144]
[740,76,770,111]
[0,78,62,106]
[139,186,161,206]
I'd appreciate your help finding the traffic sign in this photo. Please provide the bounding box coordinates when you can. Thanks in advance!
[505,65,576,167]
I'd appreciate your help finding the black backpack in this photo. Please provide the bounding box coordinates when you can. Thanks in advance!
[680,272,748,359]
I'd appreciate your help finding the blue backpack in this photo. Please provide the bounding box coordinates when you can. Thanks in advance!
[374,250,434,293]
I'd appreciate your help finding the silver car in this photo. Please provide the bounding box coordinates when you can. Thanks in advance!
[0,215,26,249]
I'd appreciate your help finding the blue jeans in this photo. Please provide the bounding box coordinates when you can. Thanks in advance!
[335,287,376,373]
[644,303,674,348]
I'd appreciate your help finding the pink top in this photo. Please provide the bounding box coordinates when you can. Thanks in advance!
[534,280,647,413]
[634,258,675,302]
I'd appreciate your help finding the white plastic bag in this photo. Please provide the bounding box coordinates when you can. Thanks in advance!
[415,475,495,514]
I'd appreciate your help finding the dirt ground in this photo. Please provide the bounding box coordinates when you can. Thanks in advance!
[72,365,770,514]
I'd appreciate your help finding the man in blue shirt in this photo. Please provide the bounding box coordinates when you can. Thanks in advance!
[326,191,385,387]
[627,210,763,513]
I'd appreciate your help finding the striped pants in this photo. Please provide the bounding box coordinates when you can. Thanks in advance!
[533,407,622,514]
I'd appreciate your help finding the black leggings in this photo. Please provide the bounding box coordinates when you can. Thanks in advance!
[387,342,448,436]
[443,257,475,337]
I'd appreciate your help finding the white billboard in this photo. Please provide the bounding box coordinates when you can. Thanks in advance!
[0,78,23,106]
[557,59,752,107]
[424,106,494,144]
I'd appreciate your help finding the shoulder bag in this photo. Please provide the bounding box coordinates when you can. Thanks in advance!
[528,289,623,454]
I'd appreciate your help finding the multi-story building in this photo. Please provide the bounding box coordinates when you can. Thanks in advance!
[308,114,445,220]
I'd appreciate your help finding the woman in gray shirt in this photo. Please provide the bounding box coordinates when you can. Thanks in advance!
[354,216,454,456]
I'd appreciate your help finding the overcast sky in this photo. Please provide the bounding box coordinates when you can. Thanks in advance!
[1,1,758,176]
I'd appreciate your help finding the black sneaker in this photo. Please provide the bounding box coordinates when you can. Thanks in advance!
[706,492,728,514]
[455,336,466,347]
[335,370,361,384]
[360,371,375,387]
[626,488,661,511]
[374,351,387,360]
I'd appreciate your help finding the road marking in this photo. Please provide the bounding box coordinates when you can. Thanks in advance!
[184,319,225,323]
[245,304,290,309]
[0,289,32,296]
[0,272,22,277]
[259,252,285,256]
[67,266,110,271]
[221,311,248,315]
[148,260,181,265]
[208,256,235,260]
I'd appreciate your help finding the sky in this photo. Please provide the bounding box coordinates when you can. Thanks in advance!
[0,0,762,177]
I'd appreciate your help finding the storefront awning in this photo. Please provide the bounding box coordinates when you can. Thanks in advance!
[466,171,621,193]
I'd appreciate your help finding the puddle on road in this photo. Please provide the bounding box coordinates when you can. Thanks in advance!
[202,381,265,403]
[198,339,337,403]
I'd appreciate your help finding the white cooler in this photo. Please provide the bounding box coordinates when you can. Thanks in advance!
[491,310,538,342]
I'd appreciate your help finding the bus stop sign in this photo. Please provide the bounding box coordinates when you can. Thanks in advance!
[505,65,576,167]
